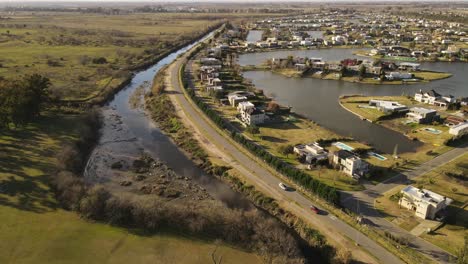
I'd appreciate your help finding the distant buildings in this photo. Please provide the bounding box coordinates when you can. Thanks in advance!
[399,185,452,220]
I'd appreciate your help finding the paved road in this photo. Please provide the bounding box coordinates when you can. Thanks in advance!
[341,144,468,264]
[165,50,404,264]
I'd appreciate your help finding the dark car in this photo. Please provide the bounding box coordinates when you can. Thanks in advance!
[310,205,320,214]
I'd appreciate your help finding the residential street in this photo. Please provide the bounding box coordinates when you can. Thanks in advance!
[165,40,467,264]
[164,50,403,264]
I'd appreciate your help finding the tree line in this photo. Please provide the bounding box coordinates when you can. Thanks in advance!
[0,74,50,129]
[181,62,340,205]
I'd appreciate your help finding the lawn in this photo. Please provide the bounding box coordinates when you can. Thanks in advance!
[340,95,414,122]
[340,95,464,172]
[0,114,260,264]
[376,153,468,255]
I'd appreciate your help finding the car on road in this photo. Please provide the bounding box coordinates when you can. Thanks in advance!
[278,182,289,191]
[310,205,320,214]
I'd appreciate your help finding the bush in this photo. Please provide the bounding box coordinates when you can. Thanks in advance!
[92,57,108,64]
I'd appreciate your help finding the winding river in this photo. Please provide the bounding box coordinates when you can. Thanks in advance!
[85,30,253,209]
[238,48,468,153]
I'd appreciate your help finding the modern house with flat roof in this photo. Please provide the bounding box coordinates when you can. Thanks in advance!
[369,100,409,114]
[406,107,439,124]
[399,185,452,220]
[331,150,369,179]
[240,107,266,126]
[293,142,328,164]
[449,122,468,136]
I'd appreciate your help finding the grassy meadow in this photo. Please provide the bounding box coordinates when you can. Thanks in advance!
[0,12,221,101]
[0,113,261,263]
[0,11,269,263]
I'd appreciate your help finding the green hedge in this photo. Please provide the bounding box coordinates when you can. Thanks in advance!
[180,61,340,205]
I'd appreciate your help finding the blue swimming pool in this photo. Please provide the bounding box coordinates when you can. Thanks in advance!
[368,152,387,161]
[333,142,354,151]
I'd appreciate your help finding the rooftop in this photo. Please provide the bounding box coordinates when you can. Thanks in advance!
[402,185,452,206]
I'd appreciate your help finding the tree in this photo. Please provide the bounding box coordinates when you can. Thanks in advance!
[246,125,259,135]
[266,101,280,114]
[0,74,50,129]
[278,144,294,157]
[358,64,366,80]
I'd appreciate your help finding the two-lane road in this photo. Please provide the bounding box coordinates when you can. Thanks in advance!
[341,144,467,263]
[164,51,404,264]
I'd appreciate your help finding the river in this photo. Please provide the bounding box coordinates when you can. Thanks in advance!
[238,49,468,153]
[84,30,253,209]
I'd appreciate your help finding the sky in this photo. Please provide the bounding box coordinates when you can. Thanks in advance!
[0,0,462,2]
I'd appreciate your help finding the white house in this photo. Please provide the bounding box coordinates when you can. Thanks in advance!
[237,101,255,112]
[385,72,413,80]
[331,150,369,179]
[406,107,439,124]
[414,89,455,107]
[399,185,452,220]
[449,122,468,136]
[293,142,328,164]
[369,100,409,114]
[240,108,266,126]
[228,94,248,107]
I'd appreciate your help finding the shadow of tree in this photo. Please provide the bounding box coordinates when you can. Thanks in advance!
[0,114,80,213]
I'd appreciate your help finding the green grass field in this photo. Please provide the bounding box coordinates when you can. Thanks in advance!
[0,12,221,101]
[0,114,261,263]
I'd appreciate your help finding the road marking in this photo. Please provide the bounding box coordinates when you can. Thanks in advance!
[329,215,337,220]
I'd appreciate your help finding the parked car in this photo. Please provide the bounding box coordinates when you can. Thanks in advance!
[310,205,320,214]
[278,182,289,191]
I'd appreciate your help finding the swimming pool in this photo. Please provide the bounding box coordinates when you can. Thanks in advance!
[333,142,354,151]
[368,151,387,161]
[423,127,442,135]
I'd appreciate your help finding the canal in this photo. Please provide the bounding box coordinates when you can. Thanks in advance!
[238,48,468,153]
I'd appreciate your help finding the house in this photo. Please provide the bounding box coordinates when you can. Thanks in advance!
[414,89,455,107]
[445,115,465,126]
[207,77,222,86]
[228,94,248,107]
[240,107,266,126]
[293,142,328,164]
[369,100,409,114]
[385,72,413,80]
[399,185,452,220]
[398,62,421,71]
[206,85,223,92]
[237,101,255,112]
[449,122,468,136]
[406,107,439,124]
[200,58,221,66]
[414,89,441,104]
[331,150,369,179]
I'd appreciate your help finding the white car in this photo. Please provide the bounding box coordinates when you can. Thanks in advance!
[278,182,289,191]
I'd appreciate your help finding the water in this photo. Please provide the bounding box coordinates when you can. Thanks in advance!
[239,49,468,153]
[246,30,263,42]
[87,30,252,209]
[239,48,366,66]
